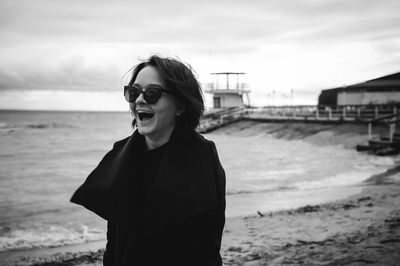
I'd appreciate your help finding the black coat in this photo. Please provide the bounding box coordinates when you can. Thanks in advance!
[71,125,226,265]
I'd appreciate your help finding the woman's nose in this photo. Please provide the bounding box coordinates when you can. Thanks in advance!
[135,92,146,104]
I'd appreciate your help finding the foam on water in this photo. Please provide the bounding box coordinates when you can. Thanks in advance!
[0,224,105,252]
[293,168,385,190]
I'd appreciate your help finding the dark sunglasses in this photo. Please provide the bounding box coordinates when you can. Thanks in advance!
[124,85,174,104]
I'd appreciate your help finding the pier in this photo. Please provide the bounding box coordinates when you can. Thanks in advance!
[199,104,400,155]
[199,105,398,132]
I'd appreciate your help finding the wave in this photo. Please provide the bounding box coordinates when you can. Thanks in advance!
[0,224,105,252]
[293,168,389,191]
[25,123,76,129]
[227,185,295,195]
[226,167,392,196]
[0,122,77,133]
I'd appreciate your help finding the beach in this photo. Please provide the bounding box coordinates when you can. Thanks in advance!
[3,164,400,265]
[221,121,400,265]
[1,117,400,266]
[222,167,400,265]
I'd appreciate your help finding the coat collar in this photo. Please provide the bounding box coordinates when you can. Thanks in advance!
[71,125,219,233]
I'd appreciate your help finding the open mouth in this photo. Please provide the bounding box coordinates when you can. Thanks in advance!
[137,110,154,121]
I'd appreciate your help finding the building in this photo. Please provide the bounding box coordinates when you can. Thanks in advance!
[319,72,400,106]
[205,72,251,109]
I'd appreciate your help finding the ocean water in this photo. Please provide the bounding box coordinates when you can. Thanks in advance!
[0,111,394,253]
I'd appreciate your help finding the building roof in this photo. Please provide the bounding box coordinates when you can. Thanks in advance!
[325,71,400,93]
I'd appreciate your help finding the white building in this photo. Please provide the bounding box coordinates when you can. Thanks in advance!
[205,72,251,109]
[319,72,400,106]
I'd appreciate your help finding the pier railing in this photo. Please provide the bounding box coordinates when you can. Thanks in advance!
[247,104,398,122]
[198,107,247,133]
[198,104,400,133]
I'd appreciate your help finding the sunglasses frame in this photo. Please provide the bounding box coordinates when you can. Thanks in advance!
[124,85,174,104]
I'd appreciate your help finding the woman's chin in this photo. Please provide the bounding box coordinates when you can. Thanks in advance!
[136,118,154,135]
[137,126,152,136]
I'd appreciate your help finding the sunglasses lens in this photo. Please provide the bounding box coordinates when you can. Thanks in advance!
[144,88,162,104]
[124,86,141,103]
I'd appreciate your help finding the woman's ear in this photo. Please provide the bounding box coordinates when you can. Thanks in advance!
[176,102,186,116]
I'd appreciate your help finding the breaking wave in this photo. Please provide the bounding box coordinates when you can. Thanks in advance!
[0,224,105,252]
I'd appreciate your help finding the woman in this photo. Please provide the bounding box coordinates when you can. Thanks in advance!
[71,55,226,265]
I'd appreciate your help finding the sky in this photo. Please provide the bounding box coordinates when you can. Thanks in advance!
[0,0,399,111]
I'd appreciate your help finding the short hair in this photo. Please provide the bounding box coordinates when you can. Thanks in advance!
[127,55,204,131]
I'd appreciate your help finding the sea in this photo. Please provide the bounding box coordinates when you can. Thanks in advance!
[0,110,394,253]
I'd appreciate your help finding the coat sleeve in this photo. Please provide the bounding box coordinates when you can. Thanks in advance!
[103,222,116,266]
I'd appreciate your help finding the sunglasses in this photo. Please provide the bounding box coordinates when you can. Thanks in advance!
[124,85,174,104]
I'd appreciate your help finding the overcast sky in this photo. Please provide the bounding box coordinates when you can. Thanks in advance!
[0,0,399,110]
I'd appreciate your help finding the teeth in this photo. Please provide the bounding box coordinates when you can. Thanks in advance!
[136,110,154,121]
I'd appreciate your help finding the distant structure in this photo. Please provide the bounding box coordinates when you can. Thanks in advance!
[205,72,251,109]
[319,72,400,106]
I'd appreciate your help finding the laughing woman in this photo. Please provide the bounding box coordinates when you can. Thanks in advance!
[71,55,226,265]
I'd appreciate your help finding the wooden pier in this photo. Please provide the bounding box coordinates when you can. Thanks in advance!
[199,104,400,155]
[356,112,400,155]
[198,107,247,133]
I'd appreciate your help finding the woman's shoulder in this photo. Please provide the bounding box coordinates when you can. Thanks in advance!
[112,135,132,150]
[190,131,218,153]
[187,130,212,144]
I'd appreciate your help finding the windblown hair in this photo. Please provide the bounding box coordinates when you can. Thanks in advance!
[128,55,204,131]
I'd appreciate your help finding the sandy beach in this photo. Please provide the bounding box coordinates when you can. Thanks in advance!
[2,121,400,266]
[222,167,400,265]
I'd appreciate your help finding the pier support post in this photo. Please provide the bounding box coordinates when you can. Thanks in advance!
[368,123,372,140]
[342,107,346,120]
[390,123,394,143]
[374,107,378,119]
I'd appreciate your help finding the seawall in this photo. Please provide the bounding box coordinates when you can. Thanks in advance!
[207,120,391,149]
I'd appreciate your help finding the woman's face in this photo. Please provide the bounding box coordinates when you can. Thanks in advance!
[130,66,180,142]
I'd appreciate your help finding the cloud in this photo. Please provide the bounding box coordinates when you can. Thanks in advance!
[0,0,399,109]
[0,55,122,91]
[2,0,399,46]
[0,89,129,111]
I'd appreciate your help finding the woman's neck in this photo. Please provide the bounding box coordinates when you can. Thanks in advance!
[145,126,175,150]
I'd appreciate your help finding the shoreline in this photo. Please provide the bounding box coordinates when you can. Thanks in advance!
[222,165,400,265]
[2,165,400,266]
